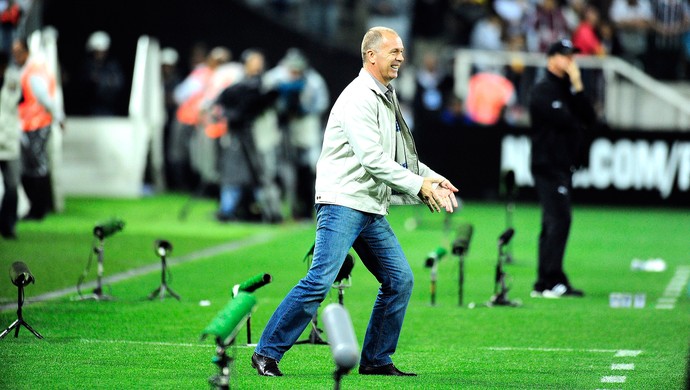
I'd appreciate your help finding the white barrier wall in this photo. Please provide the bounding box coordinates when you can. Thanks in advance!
[56,117,149,197]
[57,35,165,198]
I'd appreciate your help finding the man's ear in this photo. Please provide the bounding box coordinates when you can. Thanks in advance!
[366,50,376,65]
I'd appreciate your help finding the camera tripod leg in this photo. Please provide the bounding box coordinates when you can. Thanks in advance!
[166,285,181,300]
[147,286,162,300]
[209,338,232,390]
[0,319,43,339]
[295,313,328,345]
[19,319,43,339]
[0,319,19,339]
[149,257,180,300]
[148,284,181,301]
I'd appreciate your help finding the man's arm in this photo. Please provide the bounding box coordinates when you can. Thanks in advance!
[565,61,597,127]
[29,75,64,125]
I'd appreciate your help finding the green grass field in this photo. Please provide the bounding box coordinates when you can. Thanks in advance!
[1,194,688,389]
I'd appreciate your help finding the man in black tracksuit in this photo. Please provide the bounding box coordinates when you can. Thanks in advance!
[528,39,597,298]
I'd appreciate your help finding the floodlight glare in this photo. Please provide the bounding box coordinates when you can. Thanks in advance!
[424,247,447,268]
[500,169,517,198]
[498,228,515,247]
[487,228,520,307]
[234,273,272,295]
[452,222,474,306]
[231,273,272,345]
[10,261,35,287]
[154,239,173,257]
[335,254,355,284]
[76,218,124,300]
[201,291,257,345]
[424,247,447,306]
[452,223,474,256]
[1,261,43,339]
[148,239,180,301]
[93,218,125,240]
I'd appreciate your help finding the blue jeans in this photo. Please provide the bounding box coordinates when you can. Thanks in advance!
[219,185,242,216]
[255,204,414,367]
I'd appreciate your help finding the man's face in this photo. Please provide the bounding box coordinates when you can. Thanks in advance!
[548,53,573,77]
[244,53,264,77]
[288,68,303,80]
[369,32,405,85]
[11,41,27,66]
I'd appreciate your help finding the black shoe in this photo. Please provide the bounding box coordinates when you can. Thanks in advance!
[215,211,237,223]
[562,285,584,297]
[1,230,17,240]
[22,213,44,221]
[251,352,283,377]
[359,363,417,376]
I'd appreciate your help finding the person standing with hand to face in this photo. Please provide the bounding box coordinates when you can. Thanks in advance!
[528,39,597,299]
[251,26,458,378]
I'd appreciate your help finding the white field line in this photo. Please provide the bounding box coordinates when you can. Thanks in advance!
[77,338,261,349]
[488,346,642,389]
[614,350,642,357]
[80,338,214,348]
[1,232,278,312]
[79,340,639,389]
[486,347,642,355]
[72,342,642,355]
[654,266,690,310]
[601,376,626,383]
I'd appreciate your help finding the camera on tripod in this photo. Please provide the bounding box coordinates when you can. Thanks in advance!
[93,218,125,240]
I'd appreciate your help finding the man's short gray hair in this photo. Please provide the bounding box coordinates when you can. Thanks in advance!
[361,26,398,64]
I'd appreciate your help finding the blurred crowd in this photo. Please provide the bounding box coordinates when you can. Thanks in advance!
[238,0,690,157]
[247,0,690,81]
[155,43,330,224]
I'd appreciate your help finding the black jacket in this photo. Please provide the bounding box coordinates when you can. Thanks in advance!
[216,75,279,130]
[528,70,597,174]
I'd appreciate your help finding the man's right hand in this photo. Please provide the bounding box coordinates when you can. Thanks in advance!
[566,61,584,92]
[419,177,458,213]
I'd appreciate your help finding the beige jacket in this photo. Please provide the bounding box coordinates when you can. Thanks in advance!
[315,68,442,215]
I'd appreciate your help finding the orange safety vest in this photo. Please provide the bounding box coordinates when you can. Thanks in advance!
[18,61,56,132]
[204,118,227,139]
[175,65,212,126]
[465,72,515,126]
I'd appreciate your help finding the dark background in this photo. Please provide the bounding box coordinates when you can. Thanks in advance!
[42,0,360,116]
[40,0,690,207]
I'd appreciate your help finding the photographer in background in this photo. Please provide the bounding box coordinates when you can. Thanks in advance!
[78,31,126,116]
[213,48,282,223]
[264,48,329,220]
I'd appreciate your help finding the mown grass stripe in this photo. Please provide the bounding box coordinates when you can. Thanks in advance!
[0,232,277,312]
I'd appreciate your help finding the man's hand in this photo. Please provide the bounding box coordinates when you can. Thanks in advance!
[419,178,459,213]
[566,61,584,92]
